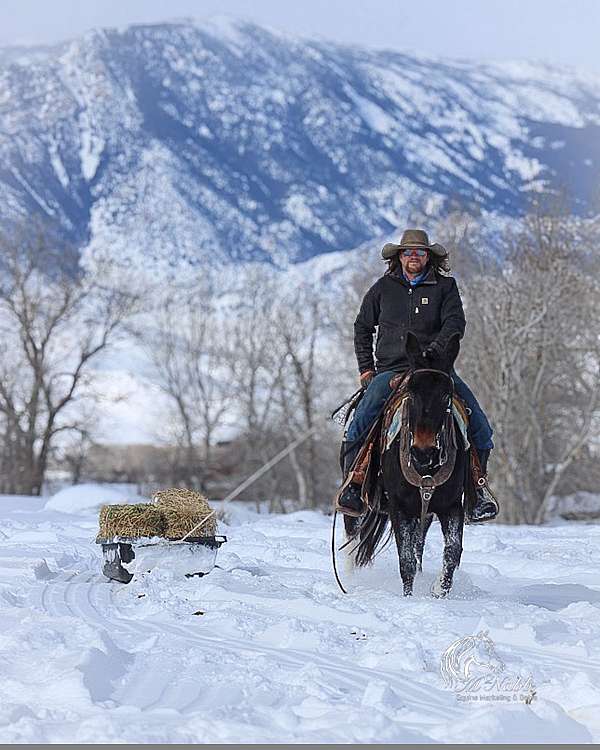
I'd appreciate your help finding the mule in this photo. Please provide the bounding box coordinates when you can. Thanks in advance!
[344,331,470,597]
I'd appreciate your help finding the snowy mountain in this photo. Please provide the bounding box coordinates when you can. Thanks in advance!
[1,18,599,267]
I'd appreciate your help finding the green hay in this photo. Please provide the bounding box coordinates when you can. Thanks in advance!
[97,503,166,540]
[153,488,217,538]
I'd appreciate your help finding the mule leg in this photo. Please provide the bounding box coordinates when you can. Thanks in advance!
[431,507,464,598]
[414,513,434,573]
[391,511,420,596]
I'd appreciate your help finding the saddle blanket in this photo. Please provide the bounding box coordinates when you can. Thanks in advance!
[384,397,470,451]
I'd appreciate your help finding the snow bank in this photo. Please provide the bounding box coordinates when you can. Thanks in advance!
[44,483,143,514]
[2,497,600,743]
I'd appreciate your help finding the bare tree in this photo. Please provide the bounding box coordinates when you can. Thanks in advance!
[0,227,137,495]
[459,207,600,523]
[227,268,283,437]
[140,278,234,491]
[270,284,335,508]
[225,269,289,509]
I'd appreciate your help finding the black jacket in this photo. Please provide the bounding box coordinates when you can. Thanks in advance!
[354,265,466,374]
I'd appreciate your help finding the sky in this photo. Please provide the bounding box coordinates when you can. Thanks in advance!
[1,0,599,75]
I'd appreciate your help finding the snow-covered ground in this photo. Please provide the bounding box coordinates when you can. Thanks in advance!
[1,489,599,744]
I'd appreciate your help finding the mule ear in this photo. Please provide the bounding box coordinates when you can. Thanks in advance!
[444,332,461,368]
[406,331,422,369]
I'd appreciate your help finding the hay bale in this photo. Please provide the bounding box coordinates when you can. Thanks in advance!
[153,488,217,538]
[98,503,166,540]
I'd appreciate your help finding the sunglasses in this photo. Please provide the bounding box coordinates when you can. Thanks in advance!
[401,248,428,257]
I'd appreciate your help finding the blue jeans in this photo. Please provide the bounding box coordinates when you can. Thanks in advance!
[346,370,494,451]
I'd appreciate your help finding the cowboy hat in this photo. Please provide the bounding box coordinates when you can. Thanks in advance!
[381,228,448,260]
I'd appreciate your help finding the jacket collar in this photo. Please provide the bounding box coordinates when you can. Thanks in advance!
[389,264,438,287]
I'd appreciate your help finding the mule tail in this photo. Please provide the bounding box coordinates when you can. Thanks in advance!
[348,508,392,567]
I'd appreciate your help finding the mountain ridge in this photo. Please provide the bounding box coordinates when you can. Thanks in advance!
[1,18,599,268]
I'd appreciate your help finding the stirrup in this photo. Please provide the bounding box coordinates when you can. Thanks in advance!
[467,478,499,524]
[334,482,365,517]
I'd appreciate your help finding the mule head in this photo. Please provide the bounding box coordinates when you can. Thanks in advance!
[404,332,459,472]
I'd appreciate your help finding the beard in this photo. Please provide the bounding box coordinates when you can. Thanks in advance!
[406,259,425,273]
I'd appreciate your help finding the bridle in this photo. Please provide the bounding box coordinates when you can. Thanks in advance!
[404,368,454,467]
[397,368,458,529]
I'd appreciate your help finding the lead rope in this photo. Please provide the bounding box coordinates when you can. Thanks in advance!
[330,511,348,594]
[178,424,321,543]
[136,425,321,549]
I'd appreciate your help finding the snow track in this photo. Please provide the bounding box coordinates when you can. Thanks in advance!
[33,573,458,723]
[1,495,600,743]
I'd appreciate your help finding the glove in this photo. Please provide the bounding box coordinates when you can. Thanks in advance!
[359,370,374,387]
[389,373,405,390]
[424,339,444,360]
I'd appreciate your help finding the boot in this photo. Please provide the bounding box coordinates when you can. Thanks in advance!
[468,448,499,523]
[334,440,365,517]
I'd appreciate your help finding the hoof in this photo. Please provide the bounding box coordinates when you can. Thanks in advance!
[431,578,450,598]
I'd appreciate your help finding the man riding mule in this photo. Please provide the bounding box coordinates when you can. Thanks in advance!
[343,330,470,597]
[335,228,498,523]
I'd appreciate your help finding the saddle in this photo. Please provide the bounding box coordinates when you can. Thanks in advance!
[345,385,479,513]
